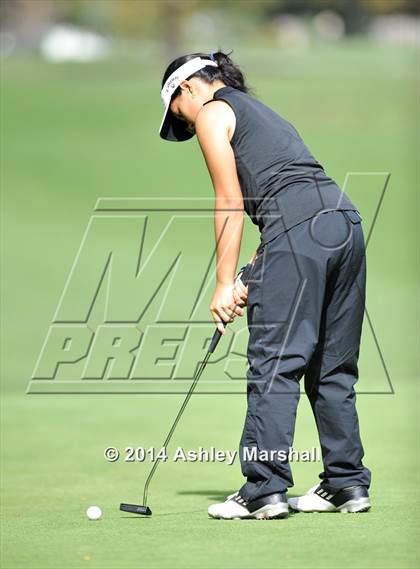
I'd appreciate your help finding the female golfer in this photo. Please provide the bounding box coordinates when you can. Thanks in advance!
[159,51,371,519]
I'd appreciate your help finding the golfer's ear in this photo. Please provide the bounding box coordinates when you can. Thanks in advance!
[179,80,192,94]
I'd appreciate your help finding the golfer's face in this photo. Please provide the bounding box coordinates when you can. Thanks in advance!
[170,92,197,133]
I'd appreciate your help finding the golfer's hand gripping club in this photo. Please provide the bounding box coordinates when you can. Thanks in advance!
[208,261,254,353]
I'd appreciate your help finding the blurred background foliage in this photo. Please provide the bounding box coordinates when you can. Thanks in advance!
[0,0,419,58]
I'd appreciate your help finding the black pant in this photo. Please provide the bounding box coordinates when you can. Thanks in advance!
[239,210,371,501]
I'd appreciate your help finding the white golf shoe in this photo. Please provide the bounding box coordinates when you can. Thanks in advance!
[208,491,289,520]
[288,484,371,513]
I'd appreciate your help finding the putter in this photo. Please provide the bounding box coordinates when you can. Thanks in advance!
[120,261,255,516]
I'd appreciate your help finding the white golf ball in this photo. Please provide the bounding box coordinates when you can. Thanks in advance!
[86,506,102,520]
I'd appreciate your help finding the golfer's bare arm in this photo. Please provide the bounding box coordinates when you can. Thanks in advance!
[195,101,244,286]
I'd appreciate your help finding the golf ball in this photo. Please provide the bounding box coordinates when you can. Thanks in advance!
[86,506,102,520]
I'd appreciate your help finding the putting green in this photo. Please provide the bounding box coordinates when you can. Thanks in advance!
[1,41,419,569]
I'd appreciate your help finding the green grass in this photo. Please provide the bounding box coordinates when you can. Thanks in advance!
[1,40,419,569]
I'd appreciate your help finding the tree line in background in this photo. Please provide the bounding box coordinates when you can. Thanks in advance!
[1,0,418,50]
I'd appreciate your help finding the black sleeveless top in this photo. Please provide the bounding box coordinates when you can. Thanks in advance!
[203,86,357,245]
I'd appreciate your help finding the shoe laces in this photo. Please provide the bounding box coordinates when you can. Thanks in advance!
[226,491,239,501]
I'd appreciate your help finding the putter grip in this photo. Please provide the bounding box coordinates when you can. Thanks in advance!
[208,262,254,354]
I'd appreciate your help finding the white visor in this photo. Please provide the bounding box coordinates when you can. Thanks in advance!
[159,57,218,142]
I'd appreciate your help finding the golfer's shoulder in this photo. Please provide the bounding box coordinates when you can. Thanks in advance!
[196,100,235,136]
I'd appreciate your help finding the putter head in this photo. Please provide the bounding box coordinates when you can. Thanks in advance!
[120,503,152,516]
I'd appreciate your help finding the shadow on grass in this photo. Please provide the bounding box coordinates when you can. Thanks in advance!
[178,489,301,500]
[178,490,235,501]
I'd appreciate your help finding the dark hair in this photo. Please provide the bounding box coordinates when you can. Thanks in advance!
[161,49,252,101]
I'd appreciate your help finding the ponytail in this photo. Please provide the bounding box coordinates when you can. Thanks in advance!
[208,50,250,93]
[161,49,253,99]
